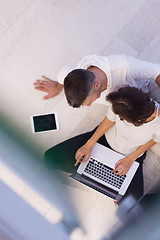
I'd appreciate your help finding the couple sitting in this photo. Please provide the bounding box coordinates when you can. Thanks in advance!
[34,54,160,202]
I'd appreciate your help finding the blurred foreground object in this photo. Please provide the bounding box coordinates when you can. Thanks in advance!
[0,116,81,239]
[102,193,160,240]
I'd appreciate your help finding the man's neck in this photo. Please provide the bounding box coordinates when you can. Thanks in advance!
[145,107,157,122]
[87,66,107,92]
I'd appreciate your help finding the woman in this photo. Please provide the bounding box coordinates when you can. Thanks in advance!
[45,86,160,202]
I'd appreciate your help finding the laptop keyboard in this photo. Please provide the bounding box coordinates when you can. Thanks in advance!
[84,157,126,189]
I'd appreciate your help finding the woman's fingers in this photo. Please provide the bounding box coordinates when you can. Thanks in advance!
[75,145,91,166]
[74,155,86,166]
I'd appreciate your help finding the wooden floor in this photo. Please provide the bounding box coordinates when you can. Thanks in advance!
[1,0,160,239]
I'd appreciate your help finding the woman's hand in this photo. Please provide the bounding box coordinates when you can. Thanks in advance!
[74,117,115,167]
[113,140,157,175]
[75,142,94,166]
[112,156,135,175]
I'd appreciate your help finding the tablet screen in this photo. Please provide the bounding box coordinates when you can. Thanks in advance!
[32,113,58,132]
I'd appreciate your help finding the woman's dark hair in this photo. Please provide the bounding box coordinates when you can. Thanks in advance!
[106,86,155,126]
[64,69,95,108]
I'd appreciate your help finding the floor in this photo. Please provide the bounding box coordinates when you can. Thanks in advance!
[1,0,160,239]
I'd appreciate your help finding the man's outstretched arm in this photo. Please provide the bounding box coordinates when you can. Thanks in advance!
[33,75,63,100]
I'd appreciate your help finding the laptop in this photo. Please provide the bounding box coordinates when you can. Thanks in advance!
[70,142,139,201]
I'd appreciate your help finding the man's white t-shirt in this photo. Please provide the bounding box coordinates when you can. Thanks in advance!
[105,103,160,156]
[57,54,160,105]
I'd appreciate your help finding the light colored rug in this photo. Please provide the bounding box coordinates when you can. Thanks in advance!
[143,143,160,193]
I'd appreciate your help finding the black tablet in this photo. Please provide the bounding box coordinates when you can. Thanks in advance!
[31,112,60,133]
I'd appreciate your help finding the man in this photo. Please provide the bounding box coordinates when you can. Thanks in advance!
[34,54,160,106]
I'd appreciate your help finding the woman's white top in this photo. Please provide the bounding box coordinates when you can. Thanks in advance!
[105,103,160,156]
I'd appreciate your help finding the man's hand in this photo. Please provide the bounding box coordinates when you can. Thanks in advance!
[75,142,93,166]
[33,75,63,100]
[112,156,135,176]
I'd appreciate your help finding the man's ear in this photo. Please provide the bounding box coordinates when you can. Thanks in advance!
[94,82,100,90]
